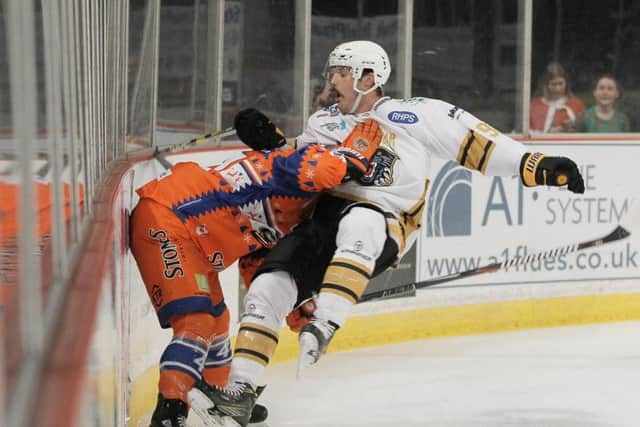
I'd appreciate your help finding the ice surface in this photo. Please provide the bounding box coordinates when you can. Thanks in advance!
[250,322,640,427]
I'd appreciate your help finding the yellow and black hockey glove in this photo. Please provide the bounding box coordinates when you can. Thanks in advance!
[520,152,585,193]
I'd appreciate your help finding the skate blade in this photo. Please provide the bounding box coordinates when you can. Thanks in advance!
[296,350,316,379]
[215,416,243,427]
[296,333,319,379]
[187,388,232,427]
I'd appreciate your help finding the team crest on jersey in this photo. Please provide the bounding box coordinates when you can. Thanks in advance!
[195,224,208,236]
[388,111,419,124]
[323,104,341,116]
[359,145,398,187]
[151,284,163,307]
[448,105,464,120]
[320,120,346,132]
[208,252,225,271]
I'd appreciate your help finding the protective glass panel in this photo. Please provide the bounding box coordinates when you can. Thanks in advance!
[531,1,640,134]
[221,0,302,137]
[128,0,155,146]
[412,0,519,133]
[0,1,14,313]
[157,0,198,129]
[311,0,402,114]
[1,0,42,417]
[0,2,6,418]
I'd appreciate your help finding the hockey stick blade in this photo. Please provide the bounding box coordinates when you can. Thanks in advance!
[358,224,631,304]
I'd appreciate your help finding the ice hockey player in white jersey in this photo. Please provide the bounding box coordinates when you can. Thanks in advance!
[187,40,585,427]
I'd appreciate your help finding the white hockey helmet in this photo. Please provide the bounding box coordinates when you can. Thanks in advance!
[327,40,391,95]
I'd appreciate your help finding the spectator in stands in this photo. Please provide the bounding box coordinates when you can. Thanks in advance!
[575,74,630,133]
[530,62,585,133]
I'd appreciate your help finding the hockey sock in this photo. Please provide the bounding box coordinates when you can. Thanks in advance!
[315,207,384,325]
[229,271,297,388]
[160,312,216,402]
[202,308,231,387]
[316,255,373,326]
[231,322,279,389]
[202,333,232,387]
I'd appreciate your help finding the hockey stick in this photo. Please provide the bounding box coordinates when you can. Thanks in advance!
[154,126,236,155]
[358,224,631,303]
[154,127,236,169]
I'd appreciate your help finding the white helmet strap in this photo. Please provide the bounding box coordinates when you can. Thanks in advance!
[352,75,379,96]
[348,76,377,113]
[348,92,364,114]
[344,69,377,114]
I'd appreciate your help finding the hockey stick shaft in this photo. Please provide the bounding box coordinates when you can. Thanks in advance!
[154,126,236,155]
[154,127,236,169]
[358,225,631,303]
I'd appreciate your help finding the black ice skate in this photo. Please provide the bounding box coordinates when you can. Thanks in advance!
[297,319,340,375]
[149,394,188,427]
[249,385,269,425]
[188,380,258,427]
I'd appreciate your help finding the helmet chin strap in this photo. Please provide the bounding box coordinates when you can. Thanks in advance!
[348,81,378,114]
[348,93,363,114]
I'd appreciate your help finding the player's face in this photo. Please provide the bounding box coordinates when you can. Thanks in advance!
[547,77,567,99]
[329,66,358,113]
[593,77,619,107]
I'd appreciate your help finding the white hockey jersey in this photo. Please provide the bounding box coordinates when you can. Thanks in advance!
[296,96,527,256]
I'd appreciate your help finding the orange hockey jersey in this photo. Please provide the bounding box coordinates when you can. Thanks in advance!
[136,144,348,272]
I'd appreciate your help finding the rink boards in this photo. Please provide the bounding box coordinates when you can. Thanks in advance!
[82,139,640,426]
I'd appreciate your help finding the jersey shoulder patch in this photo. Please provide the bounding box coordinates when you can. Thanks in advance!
[387,110,419,124]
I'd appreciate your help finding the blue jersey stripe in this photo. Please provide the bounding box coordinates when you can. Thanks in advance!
[171,149,320,222]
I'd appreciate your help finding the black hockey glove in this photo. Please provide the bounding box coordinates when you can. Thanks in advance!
[520,152,585,193]
[234,108,286,151]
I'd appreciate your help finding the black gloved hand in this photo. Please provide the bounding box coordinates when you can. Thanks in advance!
[520,152,585,193]
[234,108,286,151]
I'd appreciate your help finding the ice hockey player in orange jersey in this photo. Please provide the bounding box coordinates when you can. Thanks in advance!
[129,109,382,427]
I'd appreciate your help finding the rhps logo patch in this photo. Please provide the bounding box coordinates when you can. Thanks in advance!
[148,228,185,279]
[426,161,472,237]
[388,111,419,124]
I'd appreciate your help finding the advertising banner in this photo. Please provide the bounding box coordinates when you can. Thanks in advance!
[418,141,640,287]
